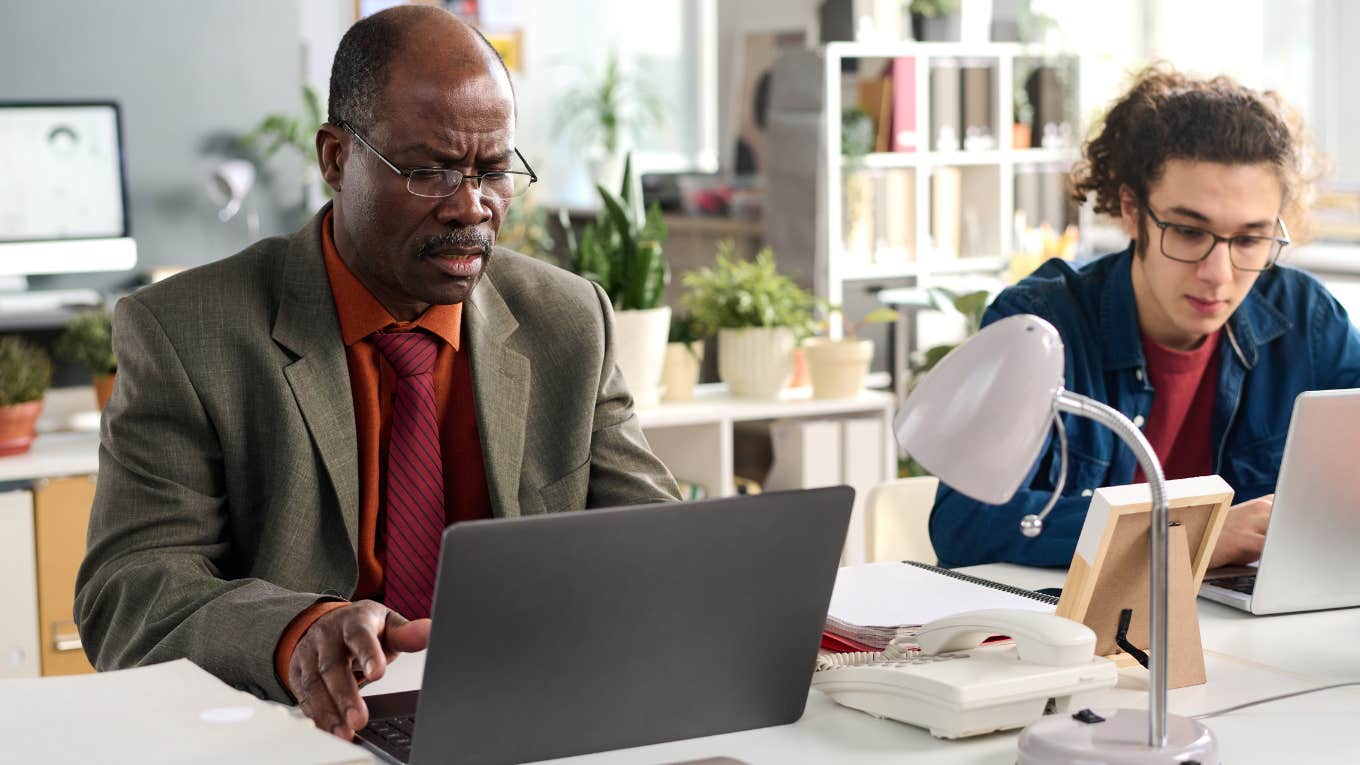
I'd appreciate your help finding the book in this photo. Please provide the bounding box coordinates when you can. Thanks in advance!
[960,60,995,151]
[931,165,962,258]
[890,57,917,152]
[879,168,915,263]
[824,561,1058,650]
[929,58,961,152]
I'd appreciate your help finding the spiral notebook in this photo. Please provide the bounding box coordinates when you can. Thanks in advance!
[823,561,1058,651]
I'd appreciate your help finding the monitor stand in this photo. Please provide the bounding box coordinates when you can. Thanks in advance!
[0,275,104,322]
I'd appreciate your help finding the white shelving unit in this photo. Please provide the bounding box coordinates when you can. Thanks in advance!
[820,41,1081,337]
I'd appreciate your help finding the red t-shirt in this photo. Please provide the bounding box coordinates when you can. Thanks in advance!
[1133,331,1221,483]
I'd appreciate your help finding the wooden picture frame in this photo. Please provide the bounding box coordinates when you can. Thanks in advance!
[1056,475,1233,688]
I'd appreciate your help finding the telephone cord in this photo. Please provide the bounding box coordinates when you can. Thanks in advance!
[1193,681,1360,720]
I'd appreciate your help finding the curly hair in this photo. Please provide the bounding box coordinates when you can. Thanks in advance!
[1070,63,1317,241]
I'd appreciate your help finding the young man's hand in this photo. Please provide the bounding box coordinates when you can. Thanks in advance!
[1208,494,1273,569]
[288,600,431,739]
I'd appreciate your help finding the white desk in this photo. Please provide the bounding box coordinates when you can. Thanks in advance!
[362,564,1360,764]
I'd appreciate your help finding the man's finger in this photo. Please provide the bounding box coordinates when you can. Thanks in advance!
[341,614,389,682]
[315,634,367,734]
[296,658,350,738]
[384,615,432,654]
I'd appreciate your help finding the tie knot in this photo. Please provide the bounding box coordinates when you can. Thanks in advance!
[371,330,439,377]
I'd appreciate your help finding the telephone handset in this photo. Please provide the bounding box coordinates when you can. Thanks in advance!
[812,609,1117,739]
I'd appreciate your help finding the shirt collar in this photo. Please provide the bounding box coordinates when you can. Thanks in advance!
[320,209,462,350]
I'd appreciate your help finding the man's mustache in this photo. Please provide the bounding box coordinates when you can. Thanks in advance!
[416,229,494,259]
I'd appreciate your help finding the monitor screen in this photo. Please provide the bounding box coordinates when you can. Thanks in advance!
[0,102,135,276]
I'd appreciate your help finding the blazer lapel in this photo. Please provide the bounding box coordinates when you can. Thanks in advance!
[467,259,530,517]
[271,209,361,551]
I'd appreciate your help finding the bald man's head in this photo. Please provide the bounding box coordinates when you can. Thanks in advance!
[327,5,512,129]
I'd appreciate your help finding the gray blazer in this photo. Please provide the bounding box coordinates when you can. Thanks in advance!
[74,207,679,701]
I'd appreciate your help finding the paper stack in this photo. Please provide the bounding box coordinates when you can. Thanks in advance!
[823,562,1058,651]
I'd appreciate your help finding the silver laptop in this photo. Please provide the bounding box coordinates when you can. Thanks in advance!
[356,486,853,765]
[1200,388,1360,614]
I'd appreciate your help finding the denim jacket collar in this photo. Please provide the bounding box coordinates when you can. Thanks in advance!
[1098,246,1293,372]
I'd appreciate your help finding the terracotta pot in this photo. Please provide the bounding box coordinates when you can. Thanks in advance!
[660,341,703,402]
[0,399,43,457]
[788,346,810,389]
[94,373,116,411]
[804,337,874,399]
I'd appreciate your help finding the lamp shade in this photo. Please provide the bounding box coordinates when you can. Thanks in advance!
[894,314,1065,504]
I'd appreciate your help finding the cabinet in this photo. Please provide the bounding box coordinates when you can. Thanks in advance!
[0,419,100,678]
[637,384,897,564]
[820,42,1081,336]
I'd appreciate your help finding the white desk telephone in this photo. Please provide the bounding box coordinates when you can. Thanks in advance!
[812,609,1117,739]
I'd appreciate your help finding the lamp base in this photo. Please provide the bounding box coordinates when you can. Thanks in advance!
[1017,708,1217,764]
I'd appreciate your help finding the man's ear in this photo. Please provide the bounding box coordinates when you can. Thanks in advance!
[1118,185,1141,239]
[316,123,347,194]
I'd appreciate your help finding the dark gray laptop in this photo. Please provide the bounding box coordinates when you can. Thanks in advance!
[356,486,854,765]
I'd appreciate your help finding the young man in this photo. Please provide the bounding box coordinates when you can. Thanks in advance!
[930,66,1360,568]
[75,6,678,740]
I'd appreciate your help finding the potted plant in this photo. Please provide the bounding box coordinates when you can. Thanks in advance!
[661,313,704,402]
[55,307,117,410]
[0,336,53,457]
[910,0,962,41]
[682,241,815,399]
[244,84,328,213]
[562,153,671,408]
[555,50,662,191]
[803,305,900,399]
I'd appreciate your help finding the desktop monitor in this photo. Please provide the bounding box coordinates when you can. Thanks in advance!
[0,101,137,277]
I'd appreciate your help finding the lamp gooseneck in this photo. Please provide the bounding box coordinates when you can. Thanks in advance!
[1054,389,1169,749]
[1020,409,1070,538]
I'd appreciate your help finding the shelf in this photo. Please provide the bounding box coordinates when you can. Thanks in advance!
[1011,147,1081,164]
[836,256,1007,282]
[636,383,895,430]
[924,150,1006,166]
[840,148,1079,170]
[824,41,1048,60]
[852,152,920,170]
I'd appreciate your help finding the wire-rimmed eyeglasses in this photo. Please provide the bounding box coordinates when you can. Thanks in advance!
[340,120,537,201]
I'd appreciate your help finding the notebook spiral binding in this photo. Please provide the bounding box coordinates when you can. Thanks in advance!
[903,560,1059,605]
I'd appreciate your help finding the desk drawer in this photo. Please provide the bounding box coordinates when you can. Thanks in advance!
[33,475,96,676]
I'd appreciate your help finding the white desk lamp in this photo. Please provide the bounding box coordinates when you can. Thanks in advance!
[894,314,1217,764]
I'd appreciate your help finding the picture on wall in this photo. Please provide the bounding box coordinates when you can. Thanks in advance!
[731,29,807,178]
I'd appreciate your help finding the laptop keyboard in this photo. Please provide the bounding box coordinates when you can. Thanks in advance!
[364,715,416,762]
[1211,574,1257,595]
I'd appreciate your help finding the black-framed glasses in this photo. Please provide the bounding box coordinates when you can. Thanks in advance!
[1145,206,1290,272]
[340,120,537,201]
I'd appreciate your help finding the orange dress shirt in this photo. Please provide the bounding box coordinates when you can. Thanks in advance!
[274,211,493,692]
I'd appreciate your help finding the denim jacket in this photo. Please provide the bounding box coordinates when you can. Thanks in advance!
[930,247,1360,567]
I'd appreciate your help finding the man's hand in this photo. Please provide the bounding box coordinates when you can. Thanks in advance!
[1208,494,1273,569]
[289,600,430,739]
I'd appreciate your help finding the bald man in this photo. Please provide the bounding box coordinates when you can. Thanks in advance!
[75,6,678,738]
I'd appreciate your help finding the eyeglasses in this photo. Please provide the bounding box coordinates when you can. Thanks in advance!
[340,120,537,201]
[1144,206,1290,272]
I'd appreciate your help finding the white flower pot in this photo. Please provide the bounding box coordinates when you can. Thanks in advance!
[804,337,874,399]
[661,341,704,402]
[718,327,795,399]
[613,306,671,409]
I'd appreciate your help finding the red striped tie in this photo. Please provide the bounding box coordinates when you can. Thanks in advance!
[371,330,444,620]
